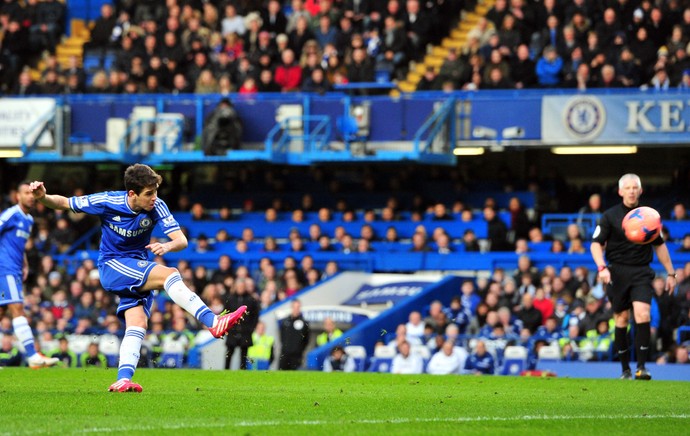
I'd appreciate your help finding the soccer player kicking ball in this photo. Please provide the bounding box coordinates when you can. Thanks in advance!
[30,164,247,392]
[0,182,59,369]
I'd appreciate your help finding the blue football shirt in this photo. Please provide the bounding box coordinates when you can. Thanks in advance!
[69,191,180,265]
[0,205,33,275]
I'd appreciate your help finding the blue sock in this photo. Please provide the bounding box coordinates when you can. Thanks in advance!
[12,316,37,357]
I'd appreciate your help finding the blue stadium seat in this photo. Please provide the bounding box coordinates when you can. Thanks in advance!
[367,357,393,373]
[82,55,101,73]
[500,345,528,376]
[160,353,184,368]
[344,345,367,372]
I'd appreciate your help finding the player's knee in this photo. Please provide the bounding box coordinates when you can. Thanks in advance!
[634,312,651,323]
[7,303,24,318]
[165,267,181,277]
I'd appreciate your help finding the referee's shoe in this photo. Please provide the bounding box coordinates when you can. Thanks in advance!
[635,367,652,380]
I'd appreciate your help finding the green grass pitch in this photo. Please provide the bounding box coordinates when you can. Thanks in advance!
[0,368,688,435]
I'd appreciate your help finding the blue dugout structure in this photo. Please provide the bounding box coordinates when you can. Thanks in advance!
[303,275,464,370]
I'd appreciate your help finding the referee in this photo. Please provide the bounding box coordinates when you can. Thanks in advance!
[590,174,676,380]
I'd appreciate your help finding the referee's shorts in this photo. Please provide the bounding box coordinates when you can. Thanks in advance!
[607,263,655,314]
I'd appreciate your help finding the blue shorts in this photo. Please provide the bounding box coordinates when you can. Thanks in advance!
[0,274,23,306]
[100,258,157,319]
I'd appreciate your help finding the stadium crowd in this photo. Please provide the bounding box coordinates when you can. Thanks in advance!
[2,0,690,95]
[1,166,690,370]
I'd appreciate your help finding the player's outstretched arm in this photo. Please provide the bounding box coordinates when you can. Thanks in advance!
[29,181,70,211]
[146,229,188,256]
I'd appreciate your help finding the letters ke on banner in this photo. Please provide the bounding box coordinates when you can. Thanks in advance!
[0,98,56,148]
[541,94,690,144]
[343,282,430,306]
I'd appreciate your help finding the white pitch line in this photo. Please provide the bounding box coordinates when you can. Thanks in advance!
[4,414,690,435]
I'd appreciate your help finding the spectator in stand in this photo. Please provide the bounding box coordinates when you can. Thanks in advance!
[427,340,468,375]
[511,44,538,89]
[390,340,424,374]
[314,14,338,50]
[347,46,375,86]
[416,66,440,91]
[486,0,509,29]
[287,0,312,34]
[645,66,671,90]
[12,70,42,95]
[32,0,66,54]
[598,64,623,88]
[302,67,332,93]
[221,4,246,38]
[672,203,688,221]
[224,278,260,370]
[274,49,303,92]
[464,340,495,375]
[630,27,657,82]
[261,0,287,38]
[316,317,343,347]
[613,46,640,87]
[536,45,563,87]
[83,3,116,55]
[404,0,431,62]
[80,342,107,368]
[288,16,315,59]
[438,47,466,89]
[322,345,356,372]
[516,293,543,334]
[483,66,514,89]
[483,206,510,251]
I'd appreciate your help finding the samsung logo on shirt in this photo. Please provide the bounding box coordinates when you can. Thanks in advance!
[108,222,148,238]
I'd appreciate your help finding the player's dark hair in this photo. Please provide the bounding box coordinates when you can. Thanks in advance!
[17,181,31,190]
[124,164,162,194]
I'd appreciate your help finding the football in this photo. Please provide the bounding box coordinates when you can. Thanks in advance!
[622,206,662,244]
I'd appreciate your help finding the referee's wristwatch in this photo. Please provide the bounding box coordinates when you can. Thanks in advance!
[597,265,608,272]
[668,272,677,279]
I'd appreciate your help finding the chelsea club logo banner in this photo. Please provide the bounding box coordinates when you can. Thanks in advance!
[541,94,690,144]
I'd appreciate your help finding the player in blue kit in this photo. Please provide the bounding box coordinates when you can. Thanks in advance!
[0,182,59,369]
[30,164,247,392]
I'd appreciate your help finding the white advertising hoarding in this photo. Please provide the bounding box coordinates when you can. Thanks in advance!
[0,98,55,147]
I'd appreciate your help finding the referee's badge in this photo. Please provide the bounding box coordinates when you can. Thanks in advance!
[592,225,601,239]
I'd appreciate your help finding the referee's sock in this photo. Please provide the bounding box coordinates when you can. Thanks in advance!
[635,322,651,369]
[615,326,630,372]
[164,271,216,328]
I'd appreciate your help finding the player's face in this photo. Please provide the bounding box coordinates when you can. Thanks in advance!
[618,179,642,207]
[16,184,35,211]
[129,186,158,212]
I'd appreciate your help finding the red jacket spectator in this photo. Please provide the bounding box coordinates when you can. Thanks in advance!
[533,290,555,324]
[274,49,303,91]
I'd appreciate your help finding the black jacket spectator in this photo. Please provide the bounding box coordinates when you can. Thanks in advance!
[260,0,288,37]
[85,4,117,49]
[484,207,510,251]
[223,284,260,370]
[404,1,432,61]
[347,47,375,83]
